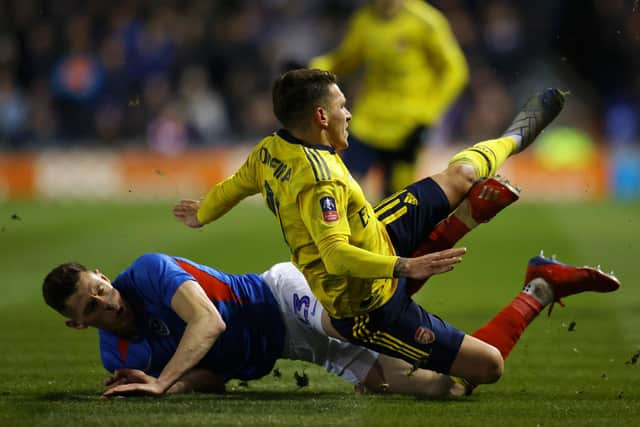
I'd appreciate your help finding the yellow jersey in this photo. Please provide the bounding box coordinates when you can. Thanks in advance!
[197,130,399,318]
[310,0,468,150]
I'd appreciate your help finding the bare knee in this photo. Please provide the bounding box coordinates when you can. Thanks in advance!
[432,164,476,209]
[447,164,476,193]
[478,345,504,384]
[450,336,504,385]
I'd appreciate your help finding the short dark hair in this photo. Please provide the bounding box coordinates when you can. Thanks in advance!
[42,262,88,315]
[272,68,337,129]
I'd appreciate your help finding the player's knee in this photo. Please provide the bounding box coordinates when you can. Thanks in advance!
[479,346,504,384]
[443,164,475,198]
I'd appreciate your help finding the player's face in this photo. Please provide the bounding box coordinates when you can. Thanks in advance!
[324,83,351,151]
[65,271,136,334]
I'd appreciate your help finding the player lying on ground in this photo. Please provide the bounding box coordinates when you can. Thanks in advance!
[43,252,619,397]
[43,253,467,397]
[173,68,602,389]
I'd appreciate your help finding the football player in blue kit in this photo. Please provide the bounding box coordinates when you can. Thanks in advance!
[42,253,465,397]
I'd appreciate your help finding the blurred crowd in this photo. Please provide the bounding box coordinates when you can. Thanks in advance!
[0,0,638,153]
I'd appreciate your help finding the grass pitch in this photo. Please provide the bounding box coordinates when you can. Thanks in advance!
[1,198,639,426]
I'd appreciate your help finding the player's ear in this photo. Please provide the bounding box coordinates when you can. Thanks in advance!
[95,269,110,282]
[65,320,88,330]
[314,106,329,128]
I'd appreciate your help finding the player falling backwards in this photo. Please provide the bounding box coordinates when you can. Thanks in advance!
[174,69,619,391]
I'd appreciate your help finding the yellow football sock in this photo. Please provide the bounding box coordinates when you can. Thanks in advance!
[448,136,517,179]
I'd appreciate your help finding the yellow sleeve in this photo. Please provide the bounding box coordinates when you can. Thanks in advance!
[197,149,260,225]
[298,182,397,278]
[298,181,350,241]
[317,234,397,278]
[308,11,365,74]
[419,3,469,118]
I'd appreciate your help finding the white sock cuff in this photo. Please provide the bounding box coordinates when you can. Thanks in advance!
[522,277,554,306]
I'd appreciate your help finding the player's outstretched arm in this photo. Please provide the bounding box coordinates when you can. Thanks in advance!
[166,369,225,394]
[103,368,225,395]
[173,199,203,228]
[102,280,226,397]
[317,235,464,281]
[394,247,466,281]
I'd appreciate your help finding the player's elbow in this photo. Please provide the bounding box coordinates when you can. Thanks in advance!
[204,312,226,337]
[318,242,352,276]
[324,262,344,276]
[322,256,350,276]
[212,317,227,336]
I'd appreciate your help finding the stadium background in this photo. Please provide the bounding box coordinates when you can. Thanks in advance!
[1,1,639,426]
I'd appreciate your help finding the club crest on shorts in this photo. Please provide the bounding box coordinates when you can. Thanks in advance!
[320,196,339,222]
[414,326,435,345]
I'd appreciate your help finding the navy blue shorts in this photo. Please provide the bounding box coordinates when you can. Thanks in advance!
[331,278,466,374]
[331,177,466,373]
[375,177,451,257]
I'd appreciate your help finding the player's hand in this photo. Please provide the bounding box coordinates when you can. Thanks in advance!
[396,247,466,281]
[173,199,203,228]
[104,369,153,389]
[102,372,166,397]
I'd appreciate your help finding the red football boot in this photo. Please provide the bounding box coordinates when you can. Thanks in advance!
[407,176,520,296]
[524,251,621,316]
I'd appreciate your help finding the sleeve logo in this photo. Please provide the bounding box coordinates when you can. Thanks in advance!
[319,196,339,222]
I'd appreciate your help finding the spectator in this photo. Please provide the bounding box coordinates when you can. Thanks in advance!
[0,0,635,148]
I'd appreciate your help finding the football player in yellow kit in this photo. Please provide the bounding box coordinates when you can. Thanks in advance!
[310,0,469,196]
[173,69,616,392]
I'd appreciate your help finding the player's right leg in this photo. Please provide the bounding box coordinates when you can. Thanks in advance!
[433,88,565,210]
[404,90,565,295]
[377,88,566,259]
[406,176,520,295]
[456,253,620,390]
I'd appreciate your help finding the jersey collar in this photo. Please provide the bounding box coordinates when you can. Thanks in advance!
[276,129,336,153]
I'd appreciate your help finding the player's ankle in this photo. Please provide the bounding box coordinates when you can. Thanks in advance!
[522,278,554,306]
[501,134,522,151]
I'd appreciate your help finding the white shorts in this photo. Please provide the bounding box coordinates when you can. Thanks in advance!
[261,262,379,385]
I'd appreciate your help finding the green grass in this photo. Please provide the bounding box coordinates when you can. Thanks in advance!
[1,199,639,426]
